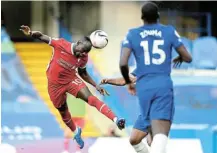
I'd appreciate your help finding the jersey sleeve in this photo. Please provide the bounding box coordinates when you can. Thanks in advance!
[49,38,62,47]
[121,30,133,49]
[170,26,183,49]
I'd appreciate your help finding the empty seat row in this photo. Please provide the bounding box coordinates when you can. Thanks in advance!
[172,36,217,70]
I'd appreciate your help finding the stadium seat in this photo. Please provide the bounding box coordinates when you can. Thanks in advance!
[192,36,217,69]
[172,37,193,69]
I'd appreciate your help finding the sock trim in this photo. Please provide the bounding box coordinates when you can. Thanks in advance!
[99,104,105,112]
[137,147,146,152]
[65,119,72,124]
[132,141,149,153]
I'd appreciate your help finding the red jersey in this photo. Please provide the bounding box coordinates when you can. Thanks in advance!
[46,38,88,84]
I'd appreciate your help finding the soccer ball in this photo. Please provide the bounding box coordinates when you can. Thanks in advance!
[90,30,108,49]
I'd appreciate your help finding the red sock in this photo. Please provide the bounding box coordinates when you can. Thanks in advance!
[58,106,76,132]
[64,138,70,151]
[88,96,116,121]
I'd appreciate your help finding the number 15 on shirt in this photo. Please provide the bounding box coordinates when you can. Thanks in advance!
[140,40,166,65]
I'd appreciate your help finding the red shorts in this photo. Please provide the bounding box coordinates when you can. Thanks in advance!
[48,76,86,108]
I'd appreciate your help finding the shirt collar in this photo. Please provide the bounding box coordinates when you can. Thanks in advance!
[71,43,74,55]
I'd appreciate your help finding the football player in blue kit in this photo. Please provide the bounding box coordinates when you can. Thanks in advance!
[119,2,192,153]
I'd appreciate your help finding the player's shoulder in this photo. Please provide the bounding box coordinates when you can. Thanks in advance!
[166,25,181,38]
[125,26,145,39]
[164,24,178,34]
[128,24,174,32]
[52,38,70,43]
[59,38,70,43]
[158,24,175,31]
[127,26,144,33]
[58,38,72,47]
[159,24,180,38]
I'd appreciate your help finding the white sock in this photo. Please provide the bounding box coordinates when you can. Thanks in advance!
[74,127,78,134]
[150,134,168,153]
[133,141,150,153]
[113,117,117,123]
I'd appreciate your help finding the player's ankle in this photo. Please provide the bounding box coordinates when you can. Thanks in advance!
[113,117,118,123]
[74,127,78,134]
[133,141,150,153]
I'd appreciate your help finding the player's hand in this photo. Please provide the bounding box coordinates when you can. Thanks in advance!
[100,79,108,85]
[173,56,183,68]
[127,83,136,95]
[20,25,31,36]
[96,85,110,96]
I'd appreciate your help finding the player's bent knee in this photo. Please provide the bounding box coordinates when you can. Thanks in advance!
[130,128,148,145]
[129,136,142,145]
[77,87,93,102]
[57,102,67,112]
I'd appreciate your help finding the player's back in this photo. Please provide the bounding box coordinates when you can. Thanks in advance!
[126,23,182,89]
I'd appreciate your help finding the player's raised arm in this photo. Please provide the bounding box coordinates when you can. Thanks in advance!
[20,25,50,44]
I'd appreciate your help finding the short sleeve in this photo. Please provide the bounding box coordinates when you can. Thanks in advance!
[170,26,183,49]
[121,30,133,49]
[49,38,61,47]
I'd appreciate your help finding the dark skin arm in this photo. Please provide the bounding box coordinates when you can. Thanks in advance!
[173,45,192,68]
[119,47,136,95]
[20,25,50,44]
[78,67,97,87]
[100,76,136,86]
[78,67,109,96]
[119,47,132,84]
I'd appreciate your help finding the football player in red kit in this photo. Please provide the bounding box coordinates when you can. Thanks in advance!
[20,25,125,149]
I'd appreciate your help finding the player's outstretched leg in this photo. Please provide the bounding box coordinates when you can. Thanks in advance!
[77,87,125,130]
[57,102,84,149]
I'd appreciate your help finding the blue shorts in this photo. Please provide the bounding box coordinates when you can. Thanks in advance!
[133,114,150,132]
[134,86,174,132]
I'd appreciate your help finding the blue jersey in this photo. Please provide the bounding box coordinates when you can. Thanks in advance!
[122,24,183,81]
[122,24,179,127]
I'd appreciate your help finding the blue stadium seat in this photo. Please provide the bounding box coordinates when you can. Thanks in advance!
[172,37,193,69]
[192,37,217,69]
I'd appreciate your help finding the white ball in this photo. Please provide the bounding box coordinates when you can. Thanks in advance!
[90,30,108,49]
